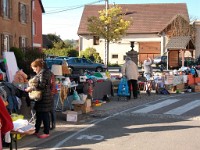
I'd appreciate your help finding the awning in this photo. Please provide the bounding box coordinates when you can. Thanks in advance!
[166,36,195,50]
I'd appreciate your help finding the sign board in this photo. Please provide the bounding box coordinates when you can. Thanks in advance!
[3,52,18,83]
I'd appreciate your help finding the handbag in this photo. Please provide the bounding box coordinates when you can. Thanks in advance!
[29,90,42,101]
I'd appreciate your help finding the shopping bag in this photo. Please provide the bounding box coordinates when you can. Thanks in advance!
[117,77,130,96]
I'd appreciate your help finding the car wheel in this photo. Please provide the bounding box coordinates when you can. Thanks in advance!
[96,67,103,72]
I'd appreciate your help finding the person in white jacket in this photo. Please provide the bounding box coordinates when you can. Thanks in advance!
[121,57,139,99]
[143,57,153,95]
[143,57,153,80]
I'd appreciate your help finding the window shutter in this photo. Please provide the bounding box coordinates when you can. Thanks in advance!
[0,0,4,17]
[9,0,12,19]
[1,34,4,55]
[18,2,21,22]
[26,37,29,47]
[19,36,22,48]
[9,35,13,49]
[25,4,29,23]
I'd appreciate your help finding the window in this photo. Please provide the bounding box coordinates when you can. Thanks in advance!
[0,34,13,55]
[93,36,99,45]
[123,55,126,60]
[19,36,28,49]
[112,54,118,59]
[19,3,28,23]
[1,0,12,18]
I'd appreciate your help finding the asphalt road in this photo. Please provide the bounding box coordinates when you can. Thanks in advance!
[9,92,200,150]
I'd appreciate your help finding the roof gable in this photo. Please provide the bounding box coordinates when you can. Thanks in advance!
[166,36,195,50]
[39,0,45,13]
[78,3,189,35]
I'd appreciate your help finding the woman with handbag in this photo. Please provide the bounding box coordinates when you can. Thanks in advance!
[25,59,53,139]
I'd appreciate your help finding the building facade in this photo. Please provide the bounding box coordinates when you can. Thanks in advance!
[0,0,32,58]
[77,3,191,65]
[32,0,44,49]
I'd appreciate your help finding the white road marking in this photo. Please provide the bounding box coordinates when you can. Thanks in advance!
[132,99,180,113]
[48,93,199,150]
[164,100,200,115]
[77,135,104,140]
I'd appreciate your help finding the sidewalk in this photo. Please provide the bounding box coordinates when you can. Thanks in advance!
[6,92,170,149]
[55,91,166,125]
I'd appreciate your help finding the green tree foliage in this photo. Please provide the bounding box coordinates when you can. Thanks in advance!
[10,47,45,76]
[53,41,66,49]
[43,48,78,57]
[87,5,132,65]
[80,47,103,63]
[87,5,132,42]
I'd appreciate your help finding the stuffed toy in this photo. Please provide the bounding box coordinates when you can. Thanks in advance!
[28,76,42,101]
[13,69,28,83]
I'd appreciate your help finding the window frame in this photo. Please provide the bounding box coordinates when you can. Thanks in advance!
[112,54,118,59]
[1,0,12,19]
[19,2,28,24]
[93,36,99,45]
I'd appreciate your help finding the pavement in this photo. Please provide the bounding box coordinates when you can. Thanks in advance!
[55,90,168,125]
[4,91,172,149]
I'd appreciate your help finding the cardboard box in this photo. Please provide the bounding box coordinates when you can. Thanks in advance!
[85,99,91,107]
[73,103,91,114]
[176,83,185,91]
[63,111,78,122]
[194,85,200,92]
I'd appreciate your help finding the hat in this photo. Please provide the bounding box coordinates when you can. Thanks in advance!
[125,57,131,61]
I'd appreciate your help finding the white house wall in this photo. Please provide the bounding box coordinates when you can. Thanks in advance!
[79,34,163,65]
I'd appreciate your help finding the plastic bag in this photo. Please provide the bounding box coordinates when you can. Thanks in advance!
[117,77,130,96]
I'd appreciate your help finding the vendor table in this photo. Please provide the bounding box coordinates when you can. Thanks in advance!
[10,129,35,150]
[82,80,113,100]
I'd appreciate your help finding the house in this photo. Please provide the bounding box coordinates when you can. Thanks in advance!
[0,0,44,59]
[0,0,32,58]
[77,3,193,66]
[32,0,45,49]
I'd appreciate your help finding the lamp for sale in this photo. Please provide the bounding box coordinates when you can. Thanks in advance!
[51,65,65,79]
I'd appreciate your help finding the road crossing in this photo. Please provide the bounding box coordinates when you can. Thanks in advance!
[132,98,200,117]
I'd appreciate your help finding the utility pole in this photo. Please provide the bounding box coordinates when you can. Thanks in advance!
[105,0,109,67]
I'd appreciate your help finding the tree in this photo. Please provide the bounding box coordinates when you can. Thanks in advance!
[80,47,102,63]
[87,5,132,65]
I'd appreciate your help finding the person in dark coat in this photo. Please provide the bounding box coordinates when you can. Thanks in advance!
[25,59,53,139]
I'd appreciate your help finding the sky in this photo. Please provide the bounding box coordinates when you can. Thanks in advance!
[42,0,200,40]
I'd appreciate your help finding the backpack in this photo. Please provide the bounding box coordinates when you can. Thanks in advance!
[50,73,57,95]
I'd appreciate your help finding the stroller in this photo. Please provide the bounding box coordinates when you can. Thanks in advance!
[117,77,130,101]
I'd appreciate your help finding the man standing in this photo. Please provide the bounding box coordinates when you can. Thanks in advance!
[121,57,139,99]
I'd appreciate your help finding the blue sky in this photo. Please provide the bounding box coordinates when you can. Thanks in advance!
[42,0,200,40]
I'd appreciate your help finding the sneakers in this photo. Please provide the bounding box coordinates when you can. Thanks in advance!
[38,134,50,139]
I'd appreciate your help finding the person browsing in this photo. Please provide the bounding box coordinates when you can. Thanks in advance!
[121,57,139,99]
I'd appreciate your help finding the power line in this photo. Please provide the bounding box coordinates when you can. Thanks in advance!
[44,0,105,15]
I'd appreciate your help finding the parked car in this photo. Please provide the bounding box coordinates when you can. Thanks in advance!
[44,58,67,69]
[54,56,69,60]
[65,57,107,73]
[153,55,167,68]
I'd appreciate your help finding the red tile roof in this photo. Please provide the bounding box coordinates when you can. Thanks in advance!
[77,3,189,35]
